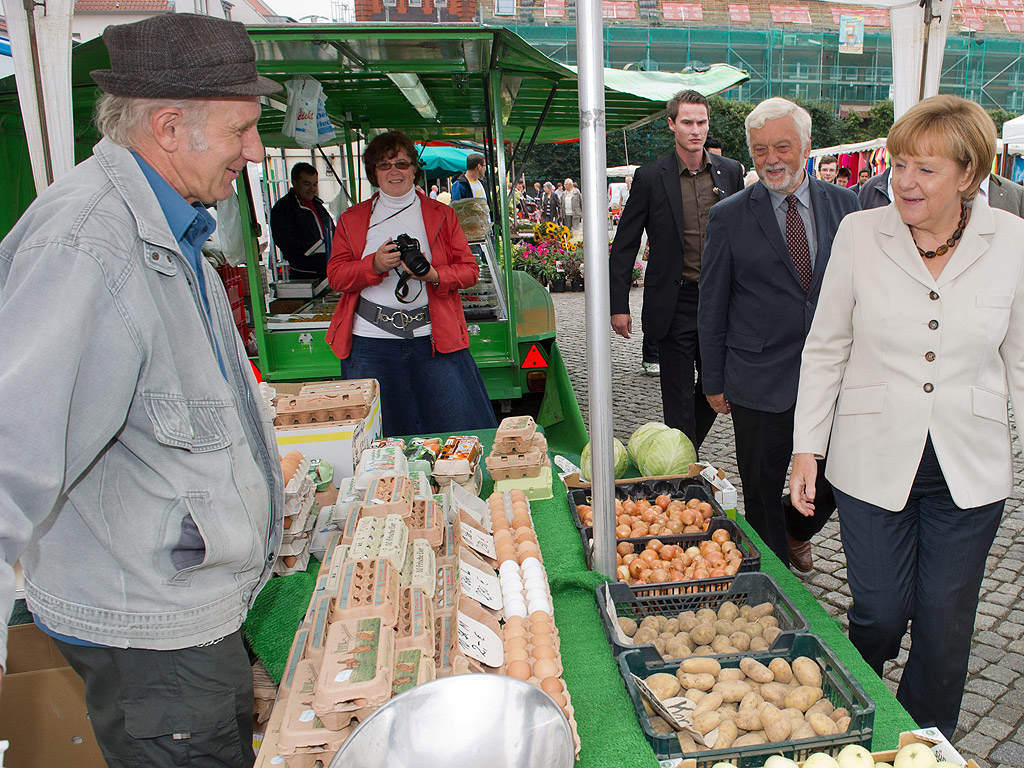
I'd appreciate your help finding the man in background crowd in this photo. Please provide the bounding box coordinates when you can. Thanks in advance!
[271,161,335,281]
[451,153,487,201]
[817,155,838,183]
[836,167,852,187]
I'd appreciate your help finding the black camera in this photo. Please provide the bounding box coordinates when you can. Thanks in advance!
[394,233,430,277]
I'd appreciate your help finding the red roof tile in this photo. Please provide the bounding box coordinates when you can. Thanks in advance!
[74,0,173,11]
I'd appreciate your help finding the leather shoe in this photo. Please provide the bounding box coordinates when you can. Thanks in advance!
[787,533,813,573]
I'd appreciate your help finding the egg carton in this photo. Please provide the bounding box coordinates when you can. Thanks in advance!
[396,586,436,658]
[348,514,408,571]
[274,392,369,426]
[360,474,414,518]
[493,415,537,453]
[278,660,354,756]
[369,437,407,452]
[303,594,333,663]
[433,435,483,477]
[283,483,316,525]
[433,463,483,497]
[406,439,442,477]
[274,549,311,576]
[485,448,546,481]
[498,557,555,621]
[252,660,278,725]
[282,454,314,496]
[392,647,435,697]
[258,382,277,421]
[353,446,409,490]
[331,557,400,626]
[434,611,472,678]
[434,561,460,616]
[400,539,436,598]
[300,378,376,404]
[410,470,434,499]
[312,617,395,729]
[408,498,443,548]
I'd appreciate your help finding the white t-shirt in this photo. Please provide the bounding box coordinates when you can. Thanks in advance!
[353,189,433,339]
[469,179,486,199]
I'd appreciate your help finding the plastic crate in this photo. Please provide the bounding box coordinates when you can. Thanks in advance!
[582,517,760,579]
[216,264,249,297]
[618,634,875,765]
[231,297,246,327]
[595,572,809,664]
[568,475,724,530]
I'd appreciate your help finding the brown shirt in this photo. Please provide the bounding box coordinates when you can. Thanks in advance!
[676,150,718,282]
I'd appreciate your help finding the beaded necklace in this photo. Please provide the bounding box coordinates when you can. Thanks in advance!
[913,199,968,259]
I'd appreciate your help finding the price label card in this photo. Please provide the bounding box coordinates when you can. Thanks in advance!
[631,674,701,736]
[460,559,502,610]
[699,464,720,484]
[460,523,497,559]
[457,611,504,667]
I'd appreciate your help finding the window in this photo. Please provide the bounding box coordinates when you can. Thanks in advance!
[495,0,516,15]
[194,0,209,14]
[221,0,233,18]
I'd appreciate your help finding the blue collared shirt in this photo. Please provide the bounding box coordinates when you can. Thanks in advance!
[766,171,819,269]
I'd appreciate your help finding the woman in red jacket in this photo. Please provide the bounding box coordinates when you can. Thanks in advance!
[326,131,496,437]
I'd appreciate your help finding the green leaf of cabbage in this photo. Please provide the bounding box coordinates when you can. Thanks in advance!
[634,427,696,477]
[580,437,628,481]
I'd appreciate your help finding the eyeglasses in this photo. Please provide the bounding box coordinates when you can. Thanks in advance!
[375,159,414,171]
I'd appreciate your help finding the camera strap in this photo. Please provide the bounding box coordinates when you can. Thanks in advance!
[356,297,430,339]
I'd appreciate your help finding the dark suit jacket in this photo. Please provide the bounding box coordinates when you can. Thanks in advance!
[859,168,1024,217]
[698,177,861,412]
[609,151,744,340]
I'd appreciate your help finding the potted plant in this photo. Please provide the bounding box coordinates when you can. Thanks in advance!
[563,249,584,291]
[631,260,643,286]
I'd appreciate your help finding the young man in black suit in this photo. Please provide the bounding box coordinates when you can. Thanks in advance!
[608,90,744,451]
[698,98,860,572]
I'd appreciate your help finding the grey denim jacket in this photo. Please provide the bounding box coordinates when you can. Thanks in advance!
[0,139,283,664]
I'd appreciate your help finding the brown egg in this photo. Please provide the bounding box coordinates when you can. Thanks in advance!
[496,540,516,561]
[514,528,535,544]
[494,529,513,546]
[531,644,557,661]
[540,677,566,707]
[518,542,540,563]
[506,660,532,680]
[504,615,525,630]
[510,490,527,503]
[533,658,560,679]
[506,646,530,663]
[528,610,549,625]
[505,635,529,651]
[530,633,555,648]
[512,514,531,529]
[530,618,553,636]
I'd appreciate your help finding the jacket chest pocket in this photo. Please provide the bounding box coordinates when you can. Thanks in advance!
[143,393,233,452]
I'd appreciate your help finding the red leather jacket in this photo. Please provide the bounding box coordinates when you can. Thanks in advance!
[325,191,479,359]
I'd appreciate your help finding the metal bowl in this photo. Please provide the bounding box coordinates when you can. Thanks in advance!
[328,673,575,768]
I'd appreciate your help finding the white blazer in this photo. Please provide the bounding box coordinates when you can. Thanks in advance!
[792,198,1024,511]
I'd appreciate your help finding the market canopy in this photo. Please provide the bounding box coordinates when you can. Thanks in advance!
[415,145,475,175]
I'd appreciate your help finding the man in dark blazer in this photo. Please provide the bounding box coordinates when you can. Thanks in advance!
[609,90,744,450]
[860,166,1024,216]
[699,98,860,571]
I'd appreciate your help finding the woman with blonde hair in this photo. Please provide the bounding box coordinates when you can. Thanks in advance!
[789,95,1024,736]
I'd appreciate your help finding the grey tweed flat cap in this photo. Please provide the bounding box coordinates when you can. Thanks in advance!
[91,13,282,99]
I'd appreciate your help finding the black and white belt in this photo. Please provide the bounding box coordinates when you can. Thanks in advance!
[356,297,430,339]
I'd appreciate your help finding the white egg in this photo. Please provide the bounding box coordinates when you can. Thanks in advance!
[498,560,521,578]
[504,598,528,618]
[527,597,551,615]
[500,573,523,591]
[525,587,548,604]
[523,574,546,592]
[520,556,542,573]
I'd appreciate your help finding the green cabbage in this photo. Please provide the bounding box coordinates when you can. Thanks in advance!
[627,422,670,464]
[580,438,628,481]
[634,427,696,477]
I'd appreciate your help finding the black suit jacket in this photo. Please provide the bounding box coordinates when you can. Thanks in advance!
[698,178,861,412]
[609,152,744,340]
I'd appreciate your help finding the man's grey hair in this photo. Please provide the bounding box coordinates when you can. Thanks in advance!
[543,181,554,189]
[94,93,210,150]
[744,98,812,153]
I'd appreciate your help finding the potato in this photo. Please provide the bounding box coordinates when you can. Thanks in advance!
[807,712,839,736]
[738,691,763,711]
[634,627,658,645]
[763,626,782,646]
[719,668,746,682]
[713,719,739,749]
[781,707,804,720]
[757,615,779,630]
[696,608,717,625]
[739,604,752,618]
[783,686,824,712]
[729,631,751,652]
[791,720,817,740]
[676,730,698,754]
[649,715,673,734]
[739,658,775,683]
[693,645,714,656]
[640,615,660,632]
[834,716,851,732]
[663,618,680,634]
[717,600,740,621]
[748,602,775,620]
[676,672,716,692]
[713,619,736,636]
[792,657,823,688]
[830,707,850,723]
[768,658,793,684]
[659,631,676,643]
[759,682,790,707]
[711,636,736,654]
[618,617,638,637]
[719,703,738,717]
[685,688,707,703]
[749,637,770,651]
[665,637,693,659]
[713,679,753,703]
[646,672,681,701]
[735,709,762,732]
[642,699,654,716]
[653,637,668,655]
[761,707,792,743]
[693,711,723,735]
[733,732,767,747]
[677,611,698,632]
[805,698,835,718]
[690,623,716,646]
[681,657,722,676]
[744,621,764,638]
[693,691,724,717]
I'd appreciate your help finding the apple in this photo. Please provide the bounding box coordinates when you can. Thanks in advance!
[803,754,841,768]
[893,743,938,768]
[836,744,875,768]
[763,757,799,768]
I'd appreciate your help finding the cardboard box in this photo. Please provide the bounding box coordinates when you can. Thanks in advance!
[0,623,106,768]
[275,380,382,483]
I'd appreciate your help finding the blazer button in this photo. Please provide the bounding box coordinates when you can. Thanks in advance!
[929,291,939,300]
[923,382,934,393]
[925,351,936,362]
[928,319,939,330]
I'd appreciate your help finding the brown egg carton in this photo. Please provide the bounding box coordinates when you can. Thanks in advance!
[485,448,546,480]
[313,617,394,730]
[330,558,400,626]
[433,435,483,478]
[359,474,413,518]
[283,487,316,532]
[408,498,443,548]
[493,415,538,453]
[252,660,278,725]
[274,549,311,576]
[303,595,333,663]
[434,561,460,616]
[434,611,472,677]
[278,660,353,756]
[299,378,376,403]
[391,647,435,696]
[274,392,369,426]
[396,586,435,658]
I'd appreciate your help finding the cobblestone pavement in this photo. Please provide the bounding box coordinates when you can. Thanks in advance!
[551,287,1024,766]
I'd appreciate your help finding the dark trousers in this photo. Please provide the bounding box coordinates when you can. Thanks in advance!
[55,630,256,768]
[835,438,1004,739]
[656,282,716,451]
[642,334,659,364]
[731,403,834,568]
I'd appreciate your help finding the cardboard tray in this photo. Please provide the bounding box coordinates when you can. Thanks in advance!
[619,634,875,765]
[596,572,809,665]
[568,474,724,530]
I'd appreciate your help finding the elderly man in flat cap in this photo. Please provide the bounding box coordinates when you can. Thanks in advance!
[0,14,283,767]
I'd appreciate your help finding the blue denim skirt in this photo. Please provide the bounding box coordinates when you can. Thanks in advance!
[341,335,498,438]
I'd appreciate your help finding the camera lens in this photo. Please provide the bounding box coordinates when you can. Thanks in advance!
[395,234,431,277]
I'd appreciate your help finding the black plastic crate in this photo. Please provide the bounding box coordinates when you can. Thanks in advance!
[568,475,724,530]
[618,634,875,765]
[596,572,809,664]
[582,517,760,580]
